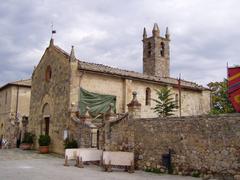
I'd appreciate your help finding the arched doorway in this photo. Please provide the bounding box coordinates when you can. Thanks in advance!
[42,103,50,135]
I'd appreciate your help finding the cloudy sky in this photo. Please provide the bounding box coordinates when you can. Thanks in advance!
[0,0,239,86]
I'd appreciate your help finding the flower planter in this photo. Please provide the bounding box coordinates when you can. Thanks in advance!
[20,143,32,150]
[39,146,49,154]
[38,134,51,153]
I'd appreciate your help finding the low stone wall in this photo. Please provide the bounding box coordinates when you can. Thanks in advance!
[105,116,134,151]
[133,114,240,178]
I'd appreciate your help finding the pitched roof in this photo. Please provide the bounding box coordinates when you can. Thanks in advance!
[9,79,31,87]
[53,45,208,91]
[0,79,31,91]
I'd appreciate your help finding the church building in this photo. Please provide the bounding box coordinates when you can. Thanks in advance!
[29,24,210,154]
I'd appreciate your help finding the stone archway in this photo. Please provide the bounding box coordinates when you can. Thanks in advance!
[40,94,53,136]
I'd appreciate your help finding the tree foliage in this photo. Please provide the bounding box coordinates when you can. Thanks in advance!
[207,79,235,114]
[152,87,177,117]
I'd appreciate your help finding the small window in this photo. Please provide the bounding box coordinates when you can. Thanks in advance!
[146,87,151,106]
[45,66,52,82]
[175,94,179,107]
[160,42,165,57]
[147,50,151,57]
[147,42,151,49]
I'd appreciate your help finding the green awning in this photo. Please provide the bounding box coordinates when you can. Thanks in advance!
[79,88,116,117]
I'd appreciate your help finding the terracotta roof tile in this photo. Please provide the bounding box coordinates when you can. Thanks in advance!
[53,45,208,91]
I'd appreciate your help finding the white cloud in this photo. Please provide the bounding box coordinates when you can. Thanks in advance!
[0,0,240,86]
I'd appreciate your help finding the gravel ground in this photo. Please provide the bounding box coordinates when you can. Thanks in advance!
[0,149,199,180]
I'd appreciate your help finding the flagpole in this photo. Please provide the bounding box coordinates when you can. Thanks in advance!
[227,62,229,79]
[51,22,56,38]
[227,61,229,99]
[178,73,182,117]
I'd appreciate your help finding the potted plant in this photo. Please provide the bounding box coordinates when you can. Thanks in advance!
[38,134,51,154]
[20,132,34,150]
[64,137,78,149]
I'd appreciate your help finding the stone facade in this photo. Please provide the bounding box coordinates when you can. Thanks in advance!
[0,79,31,147]
[78,71,210,118]
[29,40,71,154]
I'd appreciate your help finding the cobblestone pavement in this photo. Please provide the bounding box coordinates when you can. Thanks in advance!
[0,149,199,180]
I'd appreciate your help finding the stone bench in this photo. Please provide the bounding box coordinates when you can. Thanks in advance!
[76,148,103,168]
[102,151,134,173]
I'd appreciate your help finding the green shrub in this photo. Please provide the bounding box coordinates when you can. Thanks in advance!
[22,132,34,144]
[152,168,161,174]
[64,138,78,149]
[192,171,201,177]
[144,167,152,172]
[38,134,51,146]
[144,167,161,174]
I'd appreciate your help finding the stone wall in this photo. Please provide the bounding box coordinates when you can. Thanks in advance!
[100,113,134,151]
[0,85,31,148]
[0,86,12,139]
[105,113,240,178]
[11,86,31,117]
[134,114,240,177]
[69,118,92,148]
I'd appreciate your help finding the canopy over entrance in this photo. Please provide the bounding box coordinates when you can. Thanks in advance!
[79,88,116,117]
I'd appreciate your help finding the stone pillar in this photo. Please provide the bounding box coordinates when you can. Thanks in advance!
[81,106,92,123]
[127,91,141,119]
[104,104,116,151]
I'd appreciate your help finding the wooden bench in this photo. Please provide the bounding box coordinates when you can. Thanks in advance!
[102,151,134,173]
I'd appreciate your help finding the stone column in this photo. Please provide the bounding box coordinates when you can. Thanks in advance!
[127,91,141,119]
[104,104,116,151]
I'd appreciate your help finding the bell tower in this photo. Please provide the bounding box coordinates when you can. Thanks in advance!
[143,23,170,77]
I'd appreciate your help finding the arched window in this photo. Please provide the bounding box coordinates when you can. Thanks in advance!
[145,87,151,106]
[160,42,165,57]
[45,66,52,82]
